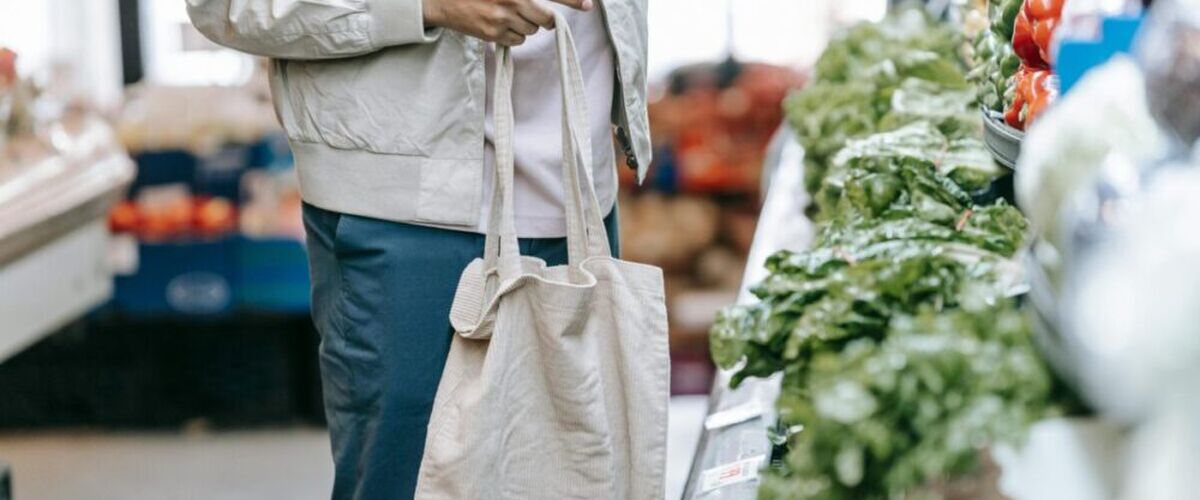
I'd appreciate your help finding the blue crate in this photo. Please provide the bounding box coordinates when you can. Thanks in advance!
[249,133,294,169]
[131,150,197,196]
[132,145,258,200]
[113,239,237,317]
[195,145,254,200]
[236,236,311,313]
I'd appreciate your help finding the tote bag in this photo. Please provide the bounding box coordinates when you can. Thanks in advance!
[414,14,670,500]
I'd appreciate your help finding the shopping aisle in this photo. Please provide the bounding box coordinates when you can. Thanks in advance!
[0,397,707,500]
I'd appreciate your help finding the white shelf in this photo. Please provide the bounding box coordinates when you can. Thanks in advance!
[0,151,134,362]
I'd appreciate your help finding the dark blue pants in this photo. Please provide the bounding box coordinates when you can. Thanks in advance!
[302,203,618,500]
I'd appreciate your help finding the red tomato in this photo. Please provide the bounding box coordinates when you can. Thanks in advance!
[1032,17,1058,64]
[108,201,140,233]
[1012,9,1047,68]
[1027,0,1065,20]
[1004,66,1057,130]
[162,197,193,238]
[193,197,237,235]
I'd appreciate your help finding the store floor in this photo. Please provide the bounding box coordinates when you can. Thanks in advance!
[0,396,708,500]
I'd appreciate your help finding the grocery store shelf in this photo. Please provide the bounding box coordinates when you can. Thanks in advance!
[0,153,133,266]
[0,152,134,362]
[0,220,110,362]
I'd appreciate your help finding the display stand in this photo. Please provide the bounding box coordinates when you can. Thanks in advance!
[681,127,812,499]
[0,151,134,362]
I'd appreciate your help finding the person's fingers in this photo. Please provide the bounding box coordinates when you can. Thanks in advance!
[508,14,539,36]
[547,0,592,11]
[516,0,556,29]
[498,31,527,46]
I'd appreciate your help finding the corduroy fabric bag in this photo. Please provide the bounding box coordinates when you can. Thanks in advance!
[414,13,670,500]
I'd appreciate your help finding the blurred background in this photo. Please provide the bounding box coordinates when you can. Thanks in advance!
[0,1,890,498]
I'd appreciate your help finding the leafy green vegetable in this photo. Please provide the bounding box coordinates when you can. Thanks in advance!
[758,303,1054,500]
[785,81,885,195]
[708,6,1062,500]
[712,231,1026,388]
[812,122,1004,224]
[814,11,964,85]
[818,203,1029,257]
[879,79,980,139]
[784,9,976,203]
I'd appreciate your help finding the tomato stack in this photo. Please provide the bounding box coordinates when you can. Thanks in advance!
[1006,0,1066,129]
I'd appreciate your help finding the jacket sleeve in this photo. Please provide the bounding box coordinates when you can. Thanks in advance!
[186,0,441,60]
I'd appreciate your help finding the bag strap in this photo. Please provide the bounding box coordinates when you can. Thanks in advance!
[483,47,521,282]
[553,15,611,263]
[483,12,612,282]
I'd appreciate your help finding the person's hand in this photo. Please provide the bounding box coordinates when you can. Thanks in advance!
[423,0,593,46]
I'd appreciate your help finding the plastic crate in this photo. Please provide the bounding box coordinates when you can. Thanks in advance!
[236,236,311,313]
[249,133,294,169]
[132,145,258,200]
[131,150,197,196]
[195,145,254,200]
[112,239,237,317]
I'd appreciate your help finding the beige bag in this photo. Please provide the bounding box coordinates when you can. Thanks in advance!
[414,15,670,500]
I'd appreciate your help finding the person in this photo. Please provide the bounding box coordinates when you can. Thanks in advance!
[186,0,650,498]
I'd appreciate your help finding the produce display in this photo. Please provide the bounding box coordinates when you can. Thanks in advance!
[108,169,306,242]
[109,186,237,241]
[637,62,802,194]
[783,12,976,198]
[969,0,1064,130]
[968,0,1020,116]
[1006,0,1064,128]
[711,8,1069,499]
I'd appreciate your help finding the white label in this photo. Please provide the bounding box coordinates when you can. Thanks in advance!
[700,455,766,493]
[704,400,764,430]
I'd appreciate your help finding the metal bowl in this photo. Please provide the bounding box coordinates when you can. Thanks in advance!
[982,109,1025,169]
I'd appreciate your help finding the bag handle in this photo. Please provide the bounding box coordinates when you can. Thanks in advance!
[552,14,611,263]
[483,12,612,282]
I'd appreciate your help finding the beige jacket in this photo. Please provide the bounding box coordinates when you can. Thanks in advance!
[186,0,650,228]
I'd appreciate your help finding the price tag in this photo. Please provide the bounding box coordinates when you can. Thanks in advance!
[703,400,763,430]
[700,455,766,493]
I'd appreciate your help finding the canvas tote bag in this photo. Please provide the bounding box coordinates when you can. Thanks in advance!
[414,14,670,500]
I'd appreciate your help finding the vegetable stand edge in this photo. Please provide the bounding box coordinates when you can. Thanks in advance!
[682,127,812,499]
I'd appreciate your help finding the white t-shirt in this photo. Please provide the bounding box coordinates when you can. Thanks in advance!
[478,6,618,238]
